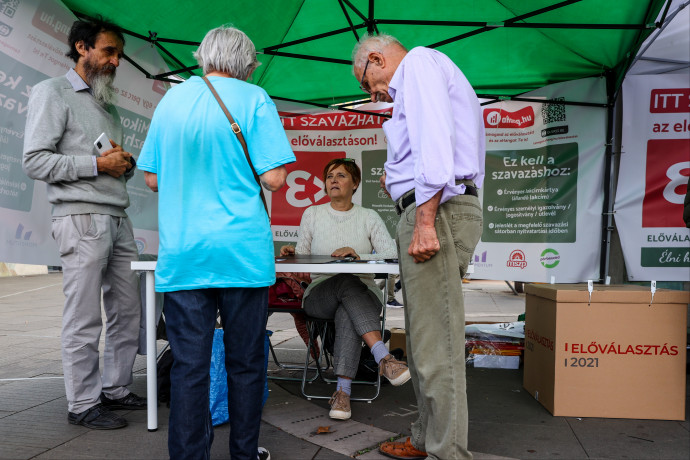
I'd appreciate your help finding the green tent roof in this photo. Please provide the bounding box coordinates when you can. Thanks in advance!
[62,0,667,106]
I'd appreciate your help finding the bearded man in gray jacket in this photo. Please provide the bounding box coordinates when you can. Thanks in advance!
[23,17,145,430]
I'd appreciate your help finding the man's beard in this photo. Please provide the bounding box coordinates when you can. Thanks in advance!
[84,59,117,106]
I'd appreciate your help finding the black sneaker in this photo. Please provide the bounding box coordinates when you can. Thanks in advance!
[100,392,147,410]
[68,404,127,430]
[257,447,271,460]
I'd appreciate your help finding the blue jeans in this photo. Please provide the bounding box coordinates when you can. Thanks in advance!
[164,287,268,460]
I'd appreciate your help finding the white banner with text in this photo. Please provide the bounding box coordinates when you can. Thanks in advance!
[615,74,690,281]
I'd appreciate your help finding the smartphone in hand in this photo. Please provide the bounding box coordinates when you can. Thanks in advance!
[93,132,110,155]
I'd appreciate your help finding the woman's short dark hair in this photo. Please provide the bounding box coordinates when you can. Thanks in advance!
[323,158,362,192]
[66,17,125,63]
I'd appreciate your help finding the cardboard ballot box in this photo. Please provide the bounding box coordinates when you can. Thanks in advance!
[389,328,407,358]
[523,284,688,420]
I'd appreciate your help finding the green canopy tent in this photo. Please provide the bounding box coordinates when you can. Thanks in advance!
[60,0,670,281]
[61,0,667,107]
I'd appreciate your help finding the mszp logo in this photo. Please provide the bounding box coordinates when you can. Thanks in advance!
[507,250,527,269]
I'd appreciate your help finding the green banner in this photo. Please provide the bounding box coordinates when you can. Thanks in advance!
[361,149,397,238]
[0,58,47,212]
[483,142,579,243]
[641,247,690,267]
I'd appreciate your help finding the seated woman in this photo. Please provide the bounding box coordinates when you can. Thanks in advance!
[280,158,410,421]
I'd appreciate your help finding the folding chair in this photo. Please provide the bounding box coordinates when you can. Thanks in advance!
[299,273,389,402]
[267,278,328,382]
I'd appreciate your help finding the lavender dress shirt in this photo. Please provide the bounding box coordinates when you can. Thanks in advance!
[383,47,485,206]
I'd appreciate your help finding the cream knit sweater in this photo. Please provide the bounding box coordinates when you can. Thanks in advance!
[295,203,396,299]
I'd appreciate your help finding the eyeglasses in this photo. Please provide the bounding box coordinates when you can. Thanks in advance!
[359,59,370,93]
[338,158,356,162]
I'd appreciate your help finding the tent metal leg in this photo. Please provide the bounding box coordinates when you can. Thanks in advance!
[600,70,617,283]
[504,280,519,295]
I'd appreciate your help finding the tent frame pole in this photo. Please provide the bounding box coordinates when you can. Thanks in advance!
[263,25,367,52]
[260,51,350,65]
[600,70,617,284]
[428,0,584,48]
[340,0,367,23]
[377,20,650,30]
[152,41,197,79]
[479,95,607,108]
[338,0,361,41]
[272,96,390,118]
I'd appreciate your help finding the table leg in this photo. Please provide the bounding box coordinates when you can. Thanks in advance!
[145,271,158,431]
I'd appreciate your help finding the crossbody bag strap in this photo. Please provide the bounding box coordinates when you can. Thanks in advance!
[202,76,269,217]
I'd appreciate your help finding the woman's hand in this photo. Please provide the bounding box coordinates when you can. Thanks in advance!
[279,245,296,257]
[331,247,359,260]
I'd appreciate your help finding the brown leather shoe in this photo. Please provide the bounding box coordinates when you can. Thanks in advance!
[379,437,427,459]
[379,354,411,386]
[328,389,351,420]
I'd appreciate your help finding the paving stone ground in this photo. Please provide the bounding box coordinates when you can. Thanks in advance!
[0,274,687,459]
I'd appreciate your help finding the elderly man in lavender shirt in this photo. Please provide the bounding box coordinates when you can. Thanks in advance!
[352,34,485,460]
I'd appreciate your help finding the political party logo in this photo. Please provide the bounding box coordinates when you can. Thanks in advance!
[15,223,31,241]
[271,151,344,226]
[483,106,535,129]
[506,249,527,269]
[642,139,689,227]
[540,248,560,268]
[7,223,38,248]
[473,250,493,269]
[135,237,147,254]
[31,0,73,43]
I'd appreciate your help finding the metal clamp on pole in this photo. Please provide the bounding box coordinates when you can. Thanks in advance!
[650,280,656,306]
[587,280,593,306]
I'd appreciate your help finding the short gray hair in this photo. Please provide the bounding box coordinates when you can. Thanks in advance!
[194,26,260,80]
[351,33,406,69]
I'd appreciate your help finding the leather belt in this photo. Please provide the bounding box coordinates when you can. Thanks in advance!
[394,185,478,215]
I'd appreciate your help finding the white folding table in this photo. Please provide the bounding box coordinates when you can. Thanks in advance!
[131,256,399,431]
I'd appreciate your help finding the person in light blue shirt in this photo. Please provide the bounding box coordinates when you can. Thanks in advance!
[138,25,294,460]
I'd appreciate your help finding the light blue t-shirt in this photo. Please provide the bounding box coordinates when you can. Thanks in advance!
[138,76,295,292]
